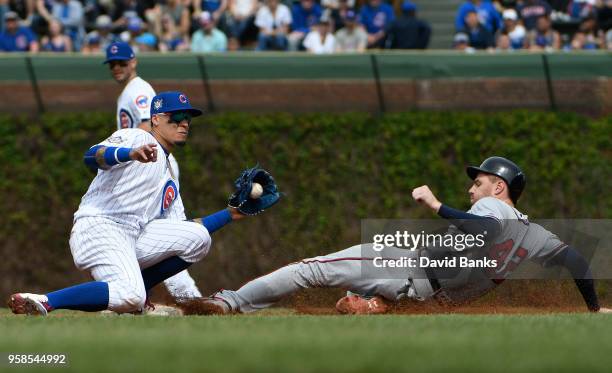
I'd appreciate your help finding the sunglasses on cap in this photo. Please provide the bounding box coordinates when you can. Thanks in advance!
[163,111,193,124]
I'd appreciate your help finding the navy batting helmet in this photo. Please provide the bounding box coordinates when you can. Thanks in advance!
[466,156,526,204]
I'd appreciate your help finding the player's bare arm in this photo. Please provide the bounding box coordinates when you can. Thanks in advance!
[412,183,502,237]
[412,185,442,212]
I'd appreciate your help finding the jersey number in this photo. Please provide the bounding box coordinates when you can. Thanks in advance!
[487,239,528,282]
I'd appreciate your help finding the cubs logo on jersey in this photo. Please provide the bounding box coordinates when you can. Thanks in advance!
[160,180,179,215]
[119,109,133,129]
[135,95,149,109]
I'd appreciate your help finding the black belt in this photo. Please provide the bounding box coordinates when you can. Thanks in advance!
[429,278,441,292]
[422,260,441,292]
[423,264,452,306]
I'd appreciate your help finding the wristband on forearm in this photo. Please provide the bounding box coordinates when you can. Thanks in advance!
[104,147,132,165]
[84,145,132,170]
[195,209,233,234]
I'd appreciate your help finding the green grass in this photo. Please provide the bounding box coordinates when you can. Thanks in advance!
[1,309,611,373]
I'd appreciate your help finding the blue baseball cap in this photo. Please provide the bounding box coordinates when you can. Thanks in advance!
[127,17,143,32]
[135,33,157,47]
[401,1,417,12]
[150,91,203,117]
[345,10,357,21]
[86,31,101,45]
[103,42,135,64]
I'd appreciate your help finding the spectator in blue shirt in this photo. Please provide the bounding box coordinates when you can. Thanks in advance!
[517,0,552,30]
[288,0,322,51]
[460,9,494,49]
[525,15,560,50]
[387,1,431,49]
[194,0,228,25]
[455,0,502,34]
[501,8,526,49]
[0,11,39,52]
[360,0,395,48]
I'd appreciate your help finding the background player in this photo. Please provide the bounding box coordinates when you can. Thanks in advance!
[105,41,155,131]
[104,42,202,300]
[182,157,611,315]
[8,92,252,316]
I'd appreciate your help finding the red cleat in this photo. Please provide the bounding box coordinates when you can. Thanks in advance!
[8,293,51,316]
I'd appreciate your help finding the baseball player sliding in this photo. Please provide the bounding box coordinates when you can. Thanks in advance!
[104,41,202,300]
[8,91,280,316]
[181,157,611,315]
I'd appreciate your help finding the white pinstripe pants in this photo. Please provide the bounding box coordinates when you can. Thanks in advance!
[69,217,211,313]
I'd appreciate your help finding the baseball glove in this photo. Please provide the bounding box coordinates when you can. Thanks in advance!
[228,165,280,215]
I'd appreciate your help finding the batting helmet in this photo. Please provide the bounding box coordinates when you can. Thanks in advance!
[466,156,526,204]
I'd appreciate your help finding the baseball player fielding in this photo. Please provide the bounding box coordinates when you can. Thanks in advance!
[104,41,203,301]
[7,91,279,316]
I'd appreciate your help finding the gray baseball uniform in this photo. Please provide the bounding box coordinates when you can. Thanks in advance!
[215,197,567,312]
[428,197,567,304]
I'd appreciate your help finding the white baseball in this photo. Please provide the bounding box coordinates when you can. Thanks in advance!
[250,182,263,199]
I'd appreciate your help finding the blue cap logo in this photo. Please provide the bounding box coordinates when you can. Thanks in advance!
[153,99,163,111]
[103,42,135,64]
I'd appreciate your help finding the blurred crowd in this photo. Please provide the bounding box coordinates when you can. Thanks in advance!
[454,0,612,51]
[0,0,610,53]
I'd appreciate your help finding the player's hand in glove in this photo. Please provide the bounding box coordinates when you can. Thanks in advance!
[228,166,280,216]
[129,144,158,163]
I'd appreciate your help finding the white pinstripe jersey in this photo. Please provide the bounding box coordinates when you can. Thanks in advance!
[74,129,186,230]
[116,77,156,130]
[114,77,183,216]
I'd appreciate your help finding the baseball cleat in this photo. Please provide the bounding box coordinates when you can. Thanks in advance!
[175,296,232,315]
[335,295,390,315]
[8,293,51,316]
